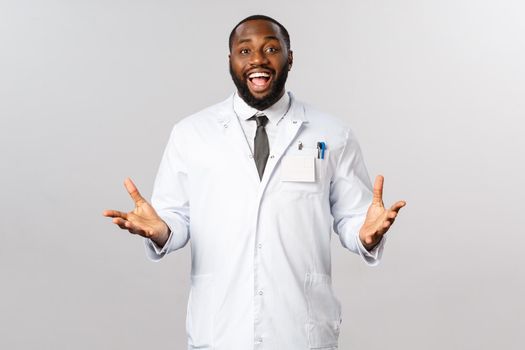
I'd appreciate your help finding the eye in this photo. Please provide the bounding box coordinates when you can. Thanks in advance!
[239,48,250,55]
[265,47,279,53]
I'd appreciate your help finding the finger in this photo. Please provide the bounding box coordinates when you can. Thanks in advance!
[124,177,146,205]
[112,217,129,230]
[385,216,396,226]
[372,175,384,204]
[123,220,146,236]
[113,217,139,234]
[387,210,398,220]
[103,209,128,219]
[127,219,156,238]
[377,220,392,235]
[390,200,407,213]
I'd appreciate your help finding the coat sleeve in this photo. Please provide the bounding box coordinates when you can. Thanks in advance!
[144,125,190,261]
[329,128,385,266]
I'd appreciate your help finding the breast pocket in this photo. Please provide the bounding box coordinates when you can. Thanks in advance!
[186,274,214,349]
[304,272,342,349]
[279,149,329,194]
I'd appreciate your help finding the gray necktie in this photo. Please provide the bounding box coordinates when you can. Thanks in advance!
[251,114,269,180]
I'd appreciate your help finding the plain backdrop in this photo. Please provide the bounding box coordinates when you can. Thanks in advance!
[1,0,524,349]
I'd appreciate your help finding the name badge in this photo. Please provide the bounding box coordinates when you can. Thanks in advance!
[281,154,315,182]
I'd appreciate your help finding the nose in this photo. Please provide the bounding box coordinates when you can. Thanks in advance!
[250,49,269,66]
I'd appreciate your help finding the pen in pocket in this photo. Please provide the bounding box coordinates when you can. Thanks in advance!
[316,142,326,159]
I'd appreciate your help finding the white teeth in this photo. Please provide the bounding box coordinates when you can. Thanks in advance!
[249,72,270,78]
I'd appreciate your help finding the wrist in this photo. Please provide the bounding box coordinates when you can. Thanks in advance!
[359,231,379,251]
[151,222,170,247]
[363,239,379,252]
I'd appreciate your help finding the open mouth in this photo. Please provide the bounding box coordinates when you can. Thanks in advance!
[247,71,273,93]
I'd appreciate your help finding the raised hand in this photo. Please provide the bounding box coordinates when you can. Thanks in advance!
[103,178,170,247]
[359,175,406,251]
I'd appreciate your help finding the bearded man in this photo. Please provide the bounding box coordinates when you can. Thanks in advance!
[104,14,406,350]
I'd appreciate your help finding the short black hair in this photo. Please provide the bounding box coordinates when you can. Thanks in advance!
[228,15,290,52]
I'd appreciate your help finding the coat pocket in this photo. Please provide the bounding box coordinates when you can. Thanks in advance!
[304,272,342,349]
[186,274,213,349]
[279,150,329,194]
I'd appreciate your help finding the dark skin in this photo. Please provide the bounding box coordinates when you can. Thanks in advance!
[229,20,293,107]
[103,19,406,251]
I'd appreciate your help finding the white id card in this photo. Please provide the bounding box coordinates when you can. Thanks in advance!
[280,155,315,182]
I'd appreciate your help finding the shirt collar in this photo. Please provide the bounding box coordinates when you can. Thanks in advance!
[233,91,291,125]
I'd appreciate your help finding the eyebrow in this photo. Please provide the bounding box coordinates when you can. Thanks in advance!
[236,35,280,45]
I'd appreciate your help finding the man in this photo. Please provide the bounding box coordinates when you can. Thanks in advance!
[104,15,406,350]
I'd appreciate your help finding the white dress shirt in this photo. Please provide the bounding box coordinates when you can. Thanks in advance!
[233,90,291,155]
[145,92,385,350]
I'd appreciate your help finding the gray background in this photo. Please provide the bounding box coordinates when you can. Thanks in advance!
[1,0,523,349]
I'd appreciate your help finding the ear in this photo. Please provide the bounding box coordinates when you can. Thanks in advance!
[288,50,294,71]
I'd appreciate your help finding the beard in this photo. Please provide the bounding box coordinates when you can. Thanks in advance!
[229,62,289,111]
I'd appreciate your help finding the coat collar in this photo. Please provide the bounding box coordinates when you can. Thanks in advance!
[233,91,290,126]
[216,91,309,126]
[215,90,309,190]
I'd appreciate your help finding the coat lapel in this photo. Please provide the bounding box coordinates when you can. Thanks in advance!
[258,95,309,195]
[215,93,310,193]
[216,95,260,183]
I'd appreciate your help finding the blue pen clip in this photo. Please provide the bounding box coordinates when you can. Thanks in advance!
[317,142,326,159]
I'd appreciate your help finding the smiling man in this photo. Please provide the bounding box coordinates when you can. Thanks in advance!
[228,17,292,111]
[104,15,405,350]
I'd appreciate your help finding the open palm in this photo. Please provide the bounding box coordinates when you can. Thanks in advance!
[103,178,169,245]
[359,175,406,250]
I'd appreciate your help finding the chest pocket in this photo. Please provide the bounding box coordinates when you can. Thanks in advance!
[278,148,329,194]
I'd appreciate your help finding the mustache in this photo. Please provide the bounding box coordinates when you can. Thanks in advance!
[229,60,289,110]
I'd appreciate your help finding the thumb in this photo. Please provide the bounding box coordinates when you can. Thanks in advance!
[372,174,384,205]
[124,177,146,205]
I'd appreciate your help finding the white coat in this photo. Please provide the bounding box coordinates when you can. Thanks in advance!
[145,92,384,350]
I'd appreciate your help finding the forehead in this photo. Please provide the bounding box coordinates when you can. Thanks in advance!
[232,19,284,45]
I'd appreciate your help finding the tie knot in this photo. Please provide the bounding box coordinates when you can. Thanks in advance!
[252,114,268,127]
